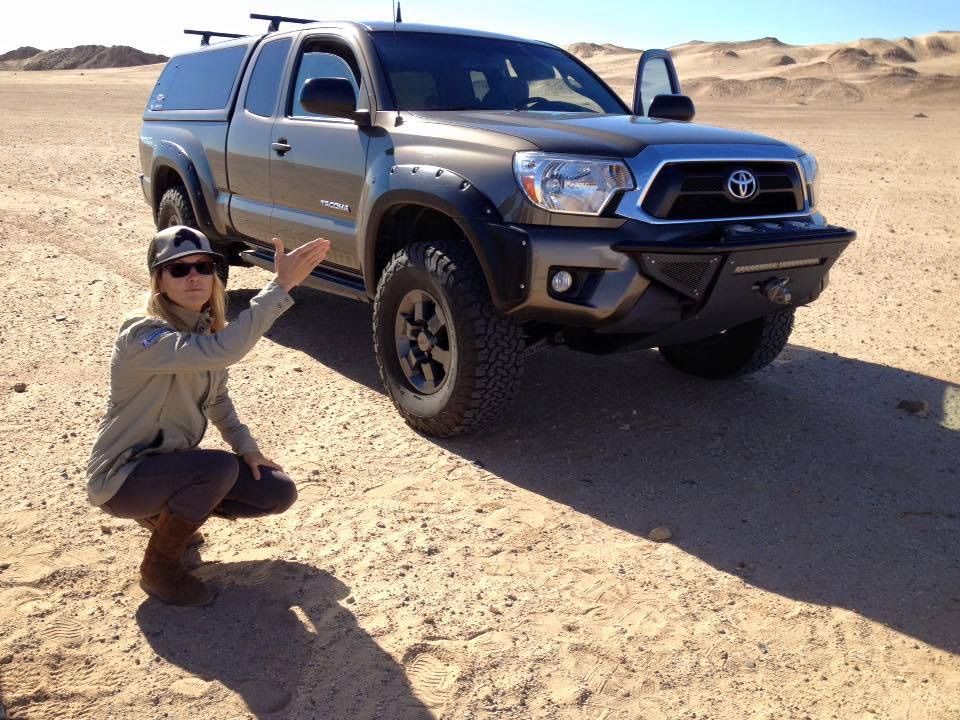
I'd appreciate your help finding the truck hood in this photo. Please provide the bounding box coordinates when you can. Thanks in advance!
[411,110,786,157]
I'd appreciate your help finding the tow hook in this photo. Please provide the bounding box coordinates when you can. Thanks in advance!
[757,277,792,305]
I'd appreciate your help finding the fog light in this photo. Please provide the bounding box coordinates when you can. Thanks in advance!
[550,270,574,294]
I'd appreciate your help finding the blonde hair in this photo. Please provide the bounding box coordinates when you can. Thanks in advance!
[130,267,228,333]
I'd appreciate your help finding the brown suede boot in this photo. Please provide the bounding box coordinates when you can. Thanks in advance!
[135,515,205,547]
[139,509,214,606]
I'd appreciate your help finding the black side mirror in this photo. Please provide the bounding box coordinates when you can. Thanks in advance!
[648,94,696,122]
[633,49,682,115]
[299,77,369,124]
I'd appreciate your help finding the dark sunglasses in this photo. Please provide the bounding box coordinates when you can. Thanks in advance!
[163,260,216,278]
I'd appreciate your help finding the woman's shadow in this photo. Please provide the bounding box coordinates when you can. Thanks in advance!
[136,560,432,719]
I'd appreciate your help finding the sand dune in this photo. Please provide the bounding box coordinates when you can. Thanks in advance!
[0,44,166,71]
[567,41,640,59]
[572,30,960,104]
[0,46,41,63]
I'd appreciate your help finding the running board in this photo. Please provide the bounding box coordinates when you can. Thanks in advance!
[239,249,369,302]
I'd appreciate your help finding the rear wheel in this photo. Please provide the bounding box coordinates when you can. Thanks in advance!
[659,308,795,379]
[156,185,229,284]
[373,239,525,437]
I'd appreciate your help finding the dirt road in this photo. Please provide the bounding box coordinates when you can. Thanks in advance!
[0,67,958,720]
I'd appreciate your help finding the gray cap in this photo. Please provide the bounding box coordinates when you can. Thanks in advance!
[148,226,224,270]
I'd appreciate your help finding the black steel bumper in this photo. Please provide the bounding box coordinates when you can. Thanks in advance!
[504,217,855,346]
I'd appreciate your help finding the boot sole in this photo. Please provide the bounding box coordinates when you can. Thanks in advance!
[139,578,215,607]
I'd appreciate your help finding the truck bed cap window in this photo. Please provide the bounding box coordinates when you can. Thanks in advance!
[149,45,247,111]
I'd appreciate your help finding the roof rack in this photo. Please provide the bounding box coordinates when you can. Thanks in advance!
[250,13,318,32]
[184,29,247,46]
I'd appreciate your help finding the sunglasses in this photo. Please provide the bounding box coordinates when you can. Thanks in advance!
[163,260,216,278]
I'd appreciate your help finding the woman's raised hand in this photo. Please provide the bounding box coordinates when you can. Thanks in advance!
[273,237,331,292]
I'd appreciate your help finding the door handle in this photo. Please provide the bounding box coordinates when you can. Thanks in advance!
[271,139,291,156]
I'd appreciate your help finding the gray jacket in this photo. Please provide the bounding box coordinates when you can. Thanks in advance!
[86,280,294,507]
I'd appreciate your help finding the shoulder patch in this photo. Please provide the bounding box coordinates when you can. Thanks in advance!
[141,328,173,348]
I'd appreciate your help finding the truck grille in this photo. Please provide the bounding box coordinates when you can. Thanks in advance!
[641,161,804,221]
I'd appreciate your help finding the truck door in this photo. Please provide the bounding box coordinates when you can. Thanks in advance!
[270,35,371,273]
[225,36,293,241]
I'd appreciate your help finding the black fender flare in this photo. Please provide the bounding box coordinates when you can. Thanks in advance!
[150,141,225,241]
[362,164,530,310]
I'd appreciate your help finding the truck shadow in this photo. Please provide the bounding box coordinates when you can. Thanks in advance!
[229,285,960,655]
[136,560,432,719]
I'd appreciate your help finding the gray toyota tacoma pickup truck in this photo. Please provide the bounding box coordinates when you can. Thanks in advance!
[139,16,855,436]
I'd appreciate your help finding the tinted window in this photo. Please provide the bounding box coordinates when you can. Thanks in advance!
[245,38,291,117]
[470,70,490,101]
[371,32,626,113]
[149,45,247,111]
[640,58,672,114]
[291,51,359,117]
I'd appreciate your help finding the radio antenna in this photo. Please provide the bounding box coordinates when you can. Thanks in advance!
[393,1,402,123]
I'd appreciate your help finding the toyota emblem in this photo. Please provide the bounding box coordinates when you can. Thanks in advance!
[727,169,758,200]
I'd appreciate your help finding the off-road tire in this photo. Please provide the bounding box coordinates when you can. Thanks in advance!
[659,308,795,379]
[373,239,525,437]
[156,185,229,284]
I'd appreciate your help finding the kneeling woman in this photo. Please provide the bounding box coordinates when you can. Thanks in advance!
[86,226,329,606]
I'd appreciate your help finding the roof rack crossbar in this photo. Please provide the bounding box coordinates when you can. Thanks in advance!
[250,13,318,32]
[184,29,247,46]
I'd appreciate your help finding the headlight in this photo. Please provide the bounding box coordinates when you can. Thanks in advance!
[797,152,819,209]
[514,152,635,215]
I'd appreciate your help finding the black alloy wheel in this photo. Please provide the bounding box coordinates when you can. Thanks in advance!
[373,239,526,437]
[394,289,454,394]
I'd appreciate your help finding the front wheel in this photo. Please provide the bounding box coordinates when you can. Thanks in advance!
[659,308,795,379]
[373,240,525,437]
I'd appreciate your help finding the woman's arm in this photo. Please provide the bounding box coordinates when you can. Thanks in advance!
[206,371,260,456]
[121,280,293,373]
[120,238,330,374]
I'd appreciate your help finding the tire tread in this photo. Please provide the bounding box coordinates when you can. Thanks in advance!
[659,308,795,379]
[373,240,525,437]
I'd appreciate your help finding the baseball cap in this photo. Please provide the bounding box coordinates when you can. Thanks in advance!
[148,226,225,271]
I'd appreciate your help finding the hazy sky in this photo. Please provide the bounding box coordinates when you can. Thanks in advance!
[3,0,958,56]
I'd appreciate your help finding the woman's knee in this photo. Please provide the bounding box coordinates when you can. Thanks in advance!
[267,471,298,514]
[205,450,241,493]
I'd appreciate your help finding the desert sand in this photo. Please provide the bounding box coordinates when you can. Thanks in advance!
[0,50,958,720]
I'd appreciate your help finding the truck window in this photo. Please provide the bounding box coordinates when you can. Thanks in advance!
[290,46,362,118]
[390,71,439,109]
[371,32,627,113]
[148,45,247,111]
[245,38,292,117]
[470,70,490,101]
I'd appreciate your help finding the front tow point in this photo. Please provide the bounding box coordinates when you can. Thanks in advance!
[758,277,792,305]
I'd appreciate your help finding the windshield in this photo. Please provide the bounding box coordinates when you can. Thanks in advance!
[371,31,628,114]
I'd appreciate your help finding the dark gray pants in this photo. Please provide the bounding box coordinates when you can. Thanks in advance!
[103,449,297,524]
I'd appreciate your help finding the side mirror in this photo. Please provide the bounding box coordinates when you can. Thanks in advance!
[633,49,683,116]
[648,94,696,122]
[299,77,369,124]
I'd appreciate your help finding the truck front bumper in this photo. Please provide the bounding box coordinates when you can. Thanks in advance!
[504,216,854,347]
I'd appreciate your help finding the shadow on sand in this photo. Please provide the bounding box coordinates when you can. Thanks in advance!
[230,286,960,655]
[136,561,432,719]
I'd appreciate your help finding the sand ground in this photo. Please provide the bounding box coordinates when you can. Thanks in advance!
[0,67,958,720]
